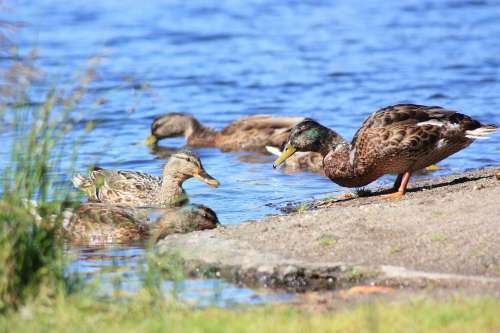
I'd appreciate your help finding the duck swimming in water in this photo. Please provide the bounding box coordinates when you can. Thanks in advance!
[73,149,219,207]
[63,203,219,244]
[273,104,498,199]
[144,112,305,152]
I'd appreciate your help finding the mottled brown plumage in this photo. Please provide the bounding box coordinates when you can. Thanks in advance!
[145,113,305,152]
[73,150,219,207]
[274,104,497,197]
[63,203,219,245]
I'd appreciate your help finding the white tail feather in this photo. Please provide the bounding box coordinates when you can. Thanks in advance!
[72,174,86,188]
[465,126,498,139]
[265,145,311,158]
[417,120,445,127]
[265,146,281,156]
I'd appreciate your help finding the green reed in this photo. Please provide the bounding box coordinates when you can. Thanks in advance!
[0,87,82,310]
[0,31,100,309]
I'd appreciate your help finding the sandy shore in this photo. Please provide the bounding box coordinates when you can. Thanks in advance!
[158,167,500,295]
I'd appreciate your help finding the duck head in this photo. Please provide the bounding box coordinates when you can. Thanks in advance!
[164,149,220,188]
[145,113,200,145]
[152,204,220,240]
[273,119,339,167]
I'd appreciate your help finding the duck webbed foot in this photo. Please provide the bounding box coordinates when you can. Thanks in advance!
[379,191,405,200]
[337,192,355,200]
[379,171,412,200]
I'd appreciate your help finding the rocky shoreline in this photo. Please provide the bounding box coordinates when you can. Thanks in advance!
[158,167,500,294]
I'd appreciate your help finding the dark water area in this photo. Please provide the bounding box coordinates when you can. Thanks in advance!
[2,0,500,304]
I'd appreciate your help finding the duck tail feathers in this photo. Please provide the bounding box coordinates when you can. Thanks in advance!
[465,124,498,140]
[72,174,87,188]
[265,146,282,156]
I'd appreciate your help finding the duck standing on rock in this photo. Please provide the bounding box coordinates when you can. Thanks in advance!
[73,150,219,207]
[273,104,498,199]
[63,203,219,244]
[144,112,305,151]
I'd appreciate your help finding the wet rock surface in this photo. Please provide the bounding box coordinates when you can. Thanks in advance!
[158,167,500,293]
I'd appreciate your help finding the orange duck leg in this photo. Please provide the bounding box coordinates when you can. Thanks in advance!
[380,171,412,200]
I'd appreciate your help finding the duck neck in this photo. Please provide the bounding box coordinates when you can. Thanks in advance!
[186,118,217,146]
[159,171,189,206]
[317,130,348,157]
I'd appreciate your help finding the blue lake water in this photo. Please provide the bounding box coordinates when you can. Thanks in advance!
[2,0,500,305]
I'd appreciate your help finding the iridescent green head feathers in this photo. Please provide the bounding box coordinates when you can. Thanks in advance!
[273,119,345,168]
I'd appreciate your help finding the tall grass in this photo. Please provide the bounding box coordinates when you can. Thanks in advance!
[0,11,170,311]
[0,93,77,310]
[0,23,99,308]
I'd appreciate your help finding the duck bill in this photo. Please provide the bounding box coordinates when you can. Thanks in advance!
[194,169,220,188]
[143,135,158,146]
[273,143,296,168]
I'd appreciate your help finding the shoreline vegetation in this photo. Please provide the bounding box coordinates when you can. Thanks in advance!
[0,49,98,310]
[1,14,499,333]
[1,295,499,333]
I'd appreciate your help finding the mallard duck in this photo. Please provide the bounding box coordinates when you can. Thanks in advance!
[144,112,305,151]
[273,104,498,198]
[63,203,219,244]
[73,150,219,207]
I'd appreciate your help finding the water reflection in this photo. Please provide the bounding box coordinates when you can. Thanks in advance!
[67,243,294,307]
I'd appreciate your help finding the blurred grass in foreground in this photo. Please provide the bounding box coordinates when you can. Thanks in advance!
[0,13,99,310]
[0,295,498,333]
[0,66,97,311]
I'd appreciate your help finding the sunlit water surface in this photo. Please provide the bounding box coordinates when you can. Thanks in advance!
[2,0,500,305]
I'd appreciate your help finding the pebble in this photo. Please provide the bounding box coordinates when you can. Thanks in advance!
[281,265,299,276]
[473,184,485,191]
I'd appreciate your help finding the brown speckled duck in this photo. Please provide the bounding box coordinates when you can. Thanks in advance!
[144,113,305,151]
[63,203,219,244]
[73,150,219,207]
[273,104,498,198]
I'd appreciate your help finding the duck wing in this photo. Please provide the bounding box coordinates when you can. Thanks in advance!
[85,168,162,205]
[351,104,493,173]
[218,115,305,151]
[352,104,482,144]
[65,203,150,244]
[222,115,304,133]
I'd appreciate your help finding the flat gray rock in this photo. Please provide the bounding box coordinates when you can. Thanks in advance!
[158,168,500,291]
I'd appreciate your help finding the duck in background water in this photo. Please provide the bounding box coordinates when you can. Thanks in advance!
[144,112,305,152]
[145,112,325,172]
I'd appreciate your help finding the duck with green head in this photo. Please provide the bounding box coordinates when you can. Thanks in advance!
[273,104,498,198]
